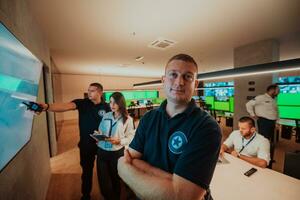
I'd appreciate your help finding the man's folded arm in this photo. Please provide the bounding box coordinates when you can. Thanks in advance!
[118,148,206,200]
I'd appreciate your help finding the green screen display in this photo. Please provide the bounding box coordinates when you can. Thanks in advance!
[277,93,300,119]
[278,106,300,119]
[125,100,132,107]
[103,92,113,101]
[145,91,158,99]
[214,101,230,111]
[277,93,300,106]
[152,98,165,105]
[135,91,146,99]
[122,91,135,100]
[205,96,215,109]
[205,96,233,111]
[104,90,158,102]
[229,97,234,113]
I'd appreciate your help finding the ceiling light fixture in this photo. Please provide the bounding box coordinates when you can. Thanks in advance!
[133,80,162,88]
[195,86,234,90]
[197,58,300,81]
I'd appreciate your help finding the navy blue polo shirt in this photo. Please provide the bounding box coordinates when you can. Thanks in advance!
[129,99,221,190]
[72,98,110,144]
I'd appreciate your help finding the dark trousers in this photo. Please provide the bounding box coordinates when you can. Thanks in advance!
[257,117,276,142]
[79,142,98,198]
[97,147,124,200]
[257,117,276,168]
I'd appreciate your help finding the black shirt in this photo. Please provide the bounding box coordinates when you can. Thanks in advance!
[72,98,110,146]
[130,99,221,191]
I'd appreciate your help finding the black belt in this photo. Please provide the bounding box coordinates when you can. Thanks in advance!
[258,117,276,121]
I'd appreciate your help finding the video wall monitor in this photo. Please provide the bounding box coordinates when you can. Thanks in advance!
[152,98,165,105]
[205,96,215,109]
[214,101,230,111]
[135,91,146,99]
[103,90,158,102]
[279,85,300,95]
[122,91,135,100]
[229,97,234,113]
[278,106,300,120]
[204,81,234,87]
[278,76,300,84]
[277,76,300,120]
[277,93,300,106]
[203,81,234,100]
[0,22,43,171]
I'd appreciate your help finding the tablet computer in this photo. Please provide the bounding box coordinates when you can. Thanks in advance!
[89,134,109,141]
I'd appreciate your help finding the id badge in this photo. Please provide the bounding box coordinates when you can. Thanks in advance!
[104,141,112,149]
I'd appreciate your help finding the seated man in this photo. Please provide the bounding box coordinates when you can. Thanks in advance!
[220,116,270,168]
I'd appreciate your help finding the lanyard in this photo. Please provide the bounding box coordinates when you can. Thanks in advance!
[239,133,256,154]
[104,117,121,137]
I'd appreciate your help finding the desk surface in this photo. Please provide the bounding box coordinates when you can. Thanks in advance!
[210,154,300,200]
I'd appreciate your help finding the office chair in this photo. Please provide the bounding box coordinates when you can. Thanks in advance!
[281,125,293,140]
[283,151,300,179]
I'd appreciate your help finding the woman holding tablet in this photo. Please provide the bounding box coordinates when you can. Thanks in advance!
[96,92,135,200]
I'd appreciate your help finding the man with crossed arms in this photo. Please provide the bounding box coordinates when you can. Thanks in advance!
[118,54,221,200]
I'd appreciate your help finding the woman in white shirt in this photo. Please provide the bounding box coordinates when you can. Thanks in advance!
[96,92,135,200]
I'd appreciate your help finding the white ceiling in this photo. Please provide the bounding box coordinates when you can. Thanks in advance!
[28,0,300,78]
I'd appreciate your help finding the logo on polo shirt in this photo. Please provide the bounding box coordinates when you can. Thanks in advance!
[98,110,106,117]
[168,131,188,154]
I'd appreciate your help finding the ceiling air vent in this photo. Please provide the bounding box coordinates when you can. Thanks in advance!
[148,37,177,50]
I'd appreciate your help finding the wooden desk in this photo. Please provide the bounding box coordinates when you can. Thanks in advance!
[210,153,300,200]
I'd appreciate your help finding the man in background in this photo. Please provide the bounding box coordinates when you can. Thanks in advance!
[246,84,279,142]
[220,116,270,168]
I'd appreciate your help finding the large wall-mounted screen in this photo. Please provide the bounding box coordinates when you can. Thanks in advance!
[0,23,42,171]
[277,76,300,120]
[203,81,234,112]
[103,90,158,102]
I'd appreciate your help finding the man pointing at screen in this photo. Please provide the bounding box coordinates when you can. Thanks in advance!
[37,83,110,200]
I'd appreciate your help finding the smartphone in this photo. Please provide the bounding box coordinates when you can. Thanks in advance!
[22,101,43,112]
[244,167,257,177]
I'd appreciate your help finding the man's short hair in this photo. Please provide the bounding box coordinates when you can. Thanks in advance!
[266,84,278,92]
[166,53,198,72]
[239,116,255,127]
[90,82,103,91]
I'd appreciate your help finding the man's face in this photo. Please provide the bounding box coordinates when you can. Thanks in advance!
[238,122,255,138]
[271,87,280,98]
[162,59,199,104]
[87,86,102,101]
